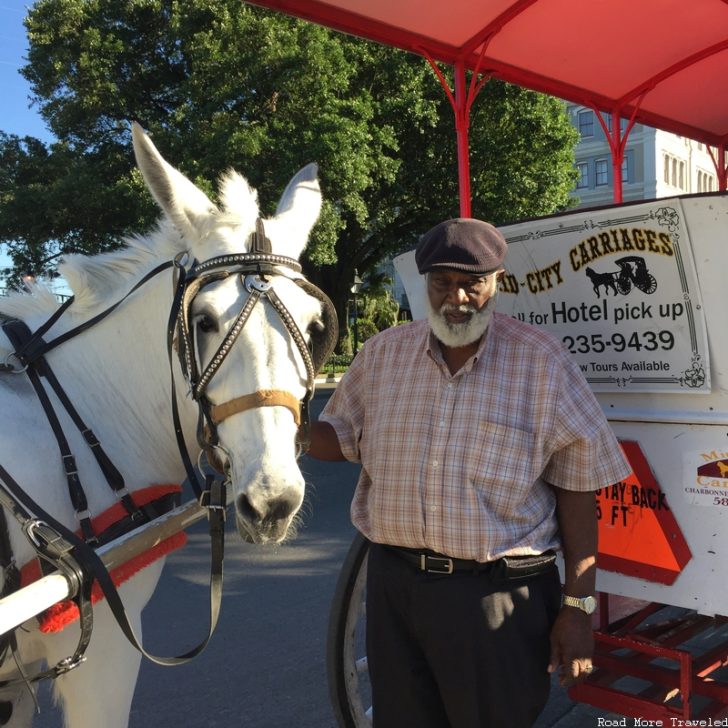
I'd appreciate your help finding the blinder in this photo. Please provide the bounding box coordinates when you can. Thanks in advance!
[295,278,339,376]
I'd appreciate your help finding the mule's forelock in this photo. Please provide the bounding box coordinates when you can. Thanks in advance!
[218,170,260,226]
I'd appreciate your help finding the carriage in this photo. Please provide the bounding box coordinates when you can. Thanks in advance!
[230,2,728,726]
[613,256,658,296]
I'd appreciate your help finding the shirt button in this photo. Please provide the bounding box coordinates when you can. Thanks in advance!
[431,506,437,513]
[439,421,445,427]
[432,460,439,467]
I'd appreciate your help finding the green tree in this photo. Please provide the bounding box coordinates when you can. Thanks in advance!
[0,0,578,350]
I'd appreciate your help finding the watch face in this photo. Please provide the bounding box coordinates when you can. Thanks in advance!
[583,596,597,614]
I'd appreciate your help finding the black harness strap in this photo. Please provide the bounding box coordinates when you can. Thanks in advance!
[4,320,97,543]
[0,463,93,685]
[0,458,226,675]
[3,320,145,537]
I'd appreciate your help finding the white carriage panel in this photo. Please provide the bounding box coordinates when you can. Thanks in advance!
[593,421,728,616]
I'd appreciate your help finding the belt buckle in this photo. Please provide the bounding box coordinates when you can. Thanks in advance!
[420,554,454,575]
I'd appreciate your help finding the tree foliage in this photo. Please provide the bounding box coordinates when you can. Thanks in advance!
[0,0,578,347]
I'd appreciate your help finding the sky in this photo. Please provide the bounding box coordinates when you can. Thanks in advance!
[0,1,55,280]
[0,0,53,141]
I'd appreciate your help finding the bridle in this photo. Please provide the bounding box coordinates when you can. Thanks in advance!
[0,218,337,677]
[168,218,338,486]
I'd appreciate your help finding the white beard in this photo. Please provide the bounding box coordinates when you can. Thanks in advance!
[427,294,498,349]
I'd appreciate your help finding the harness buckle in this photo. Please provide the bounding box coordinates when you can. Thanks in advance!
[244,274,272,293]
[62,454,78,477]
[420,554,454,575]
[75,509,93,523]
[2,351,28,374]
[199,479,227,516]
[54,654,87,676]
[24,520,74,559]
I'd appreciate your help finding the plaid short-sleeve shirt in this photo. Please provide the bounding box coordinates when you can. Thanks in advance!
[320,313,631,562]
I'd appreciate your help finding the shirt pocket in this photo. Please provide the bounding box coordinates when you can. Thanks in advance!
[468,422,539,508]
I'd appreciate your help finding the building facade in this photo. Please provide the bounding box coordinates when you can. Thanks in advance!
[569,105,719,209]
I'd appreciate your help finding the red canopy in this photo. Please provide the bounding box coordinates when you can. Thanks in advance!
[245,0,728,211]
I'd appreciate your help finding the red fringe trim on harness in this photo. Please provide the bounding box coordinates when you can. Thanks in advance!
[19,485,187,634]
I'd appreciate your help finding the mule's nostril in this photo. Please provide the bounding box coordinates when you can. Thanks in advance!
[237,493,258,522]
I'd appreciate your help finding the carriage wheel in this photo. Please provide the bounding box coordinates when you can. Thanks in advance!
[636,274,657,294]
[326,532,372,728]
[616,276,632,295]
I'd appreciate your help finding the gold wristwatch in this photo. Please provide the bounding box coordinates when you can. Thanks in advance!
[562,594,597,615]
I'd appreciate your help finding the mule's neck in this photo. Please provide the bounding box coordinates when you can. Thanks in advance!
[27,272,198,488]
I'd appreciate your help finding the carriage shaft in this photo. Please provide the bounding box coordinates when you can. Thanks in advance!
[0,498,209,636]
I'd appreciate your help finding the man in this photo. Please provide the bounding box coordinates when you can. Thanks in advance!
[308,218,631,727]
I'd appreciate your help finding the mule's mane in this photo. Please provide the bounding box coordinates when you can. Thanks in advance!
[0,223,183,319]
[0,169,261,321]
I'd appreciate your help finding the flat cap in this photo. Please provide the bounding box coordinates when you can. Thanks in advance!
[415,218,507,274]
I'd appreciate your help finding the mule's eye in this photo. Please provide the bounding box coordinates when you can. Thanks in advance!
[195,314,218,334]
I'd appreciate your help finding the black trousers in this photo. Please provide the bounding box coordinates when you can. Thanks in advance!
[365,543,562,728]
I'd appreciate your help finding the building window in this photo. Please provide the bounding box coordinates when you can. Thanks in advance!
[698,170,716,192]
[621,154,631,183]
[664,154,687,191]
[578,110,594,138]
[595,159,609,186]
[605,116,627,134]
[576,162,589,188]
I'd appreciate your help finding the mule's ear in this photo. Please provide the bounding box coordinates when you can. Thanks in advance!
[265,163,321,259]
[131,122,217,238]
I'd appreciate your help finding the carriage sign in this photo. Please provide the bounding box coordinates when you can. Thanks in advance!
[497,199,710,393]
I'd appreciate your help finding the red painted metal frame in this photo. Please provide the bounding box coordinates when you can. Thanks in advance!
[245,0,728,206]
[420,47,490,217]
[570,596,728,721]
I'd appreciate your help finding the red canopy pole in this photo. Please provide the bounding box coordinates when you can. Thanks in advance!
[593,103,642,204]
[453,60,472,217]
[714,143,727,191]
[422,51,490,218]
[610,110,624,205]
[592,109,623,203]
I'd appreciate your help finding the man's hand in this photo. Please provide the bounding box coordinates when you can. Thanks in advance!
[547,607,595,687]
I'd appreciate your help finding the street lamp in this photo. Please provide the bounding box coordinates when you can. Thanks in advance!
[350,270,363,353]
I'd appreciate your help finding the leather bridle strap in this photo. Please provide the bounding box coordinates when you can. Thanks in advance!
[209,389,301,427]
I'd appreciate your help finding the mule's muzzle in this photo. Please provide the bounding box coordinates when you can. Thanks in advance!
[235,488,302,544]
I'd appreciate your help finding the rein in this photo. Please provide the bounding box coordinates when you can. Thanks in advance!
[0,219,337,683]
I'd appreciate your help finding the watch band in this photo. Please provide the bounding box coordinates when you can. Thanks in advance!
[562,594,597,614]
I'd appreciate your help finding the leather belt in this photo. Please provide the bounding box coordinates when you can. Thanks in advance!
[384,545,557,579]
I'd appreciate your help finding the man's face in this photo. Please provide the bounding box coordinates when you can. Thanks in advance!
[426,268,501,348]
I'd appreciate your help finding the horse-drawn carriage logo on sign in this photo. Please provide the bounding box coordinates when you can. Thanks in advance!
[497,199,710,393]
[585,256,657,299]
